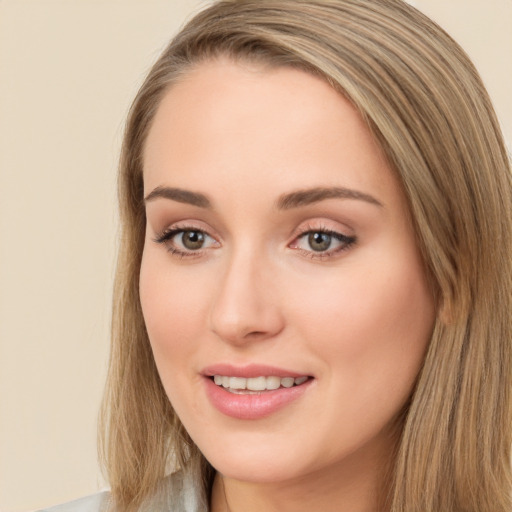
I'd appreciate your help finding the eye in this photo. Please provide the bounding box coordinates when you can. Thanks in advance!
[291,228,356,258]
[306,232,335,252]
[178,230,208,250]
[153,227,218,256]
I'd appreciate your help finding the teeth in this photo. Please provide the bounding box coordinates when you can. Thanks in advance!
[266,376,281,390]
[247,376,267,391]
[212,375,309,391]
[281,377,295,388]
[230,377,246,390]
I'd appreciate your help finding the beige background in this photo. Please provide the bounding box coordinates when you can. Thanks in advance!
[0,1,510,511]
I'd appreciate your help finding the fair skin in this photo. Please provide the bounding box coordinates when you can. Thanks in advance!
[140,58,435,512]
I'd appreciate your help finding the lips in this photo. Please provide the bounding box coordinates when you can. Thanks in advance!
[202,364,313,419]
[202,363,308,378]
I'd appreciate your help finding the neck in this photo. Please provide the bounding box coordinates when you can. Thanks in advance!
[210,437,395,512]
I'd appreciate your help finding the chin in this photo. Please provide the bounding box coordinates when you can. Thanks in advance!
[192,433,302,482]
[209,455,308,484]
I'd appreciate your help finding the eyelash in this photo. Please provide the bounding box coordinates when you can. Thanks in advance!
[291,224,356,260]
[153,227,215,259]
[153,224,356,260]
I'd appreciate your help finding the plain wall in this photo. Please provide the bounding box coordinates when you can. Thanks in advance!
[0,1,510,511]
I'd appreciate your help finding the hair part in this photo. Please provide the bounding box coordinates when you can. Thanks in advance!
[99,1,512,510]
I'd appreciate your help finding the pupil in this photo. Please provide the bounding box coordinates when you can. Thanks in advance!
[308,232,331,251]
[183,231,204,250]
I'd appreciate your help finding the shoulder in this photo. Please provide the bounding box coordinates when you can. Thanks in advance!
[37,490,110,512]
[36,470,207,512]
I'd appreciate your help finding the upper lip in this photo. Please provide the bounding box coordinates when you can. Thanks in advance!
[202,363,310,379]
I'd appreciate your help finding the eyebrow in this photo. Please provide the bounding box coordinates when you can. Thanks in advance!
[144,185,383,210]
[276,187,383,209]
[144,186,211,208]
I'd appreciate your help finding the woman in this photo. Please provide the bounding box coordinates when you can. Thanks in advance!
[43,1,512,511]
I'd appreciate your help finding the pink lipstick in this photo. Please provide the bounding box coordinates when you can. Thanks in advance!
[202,364,313,420]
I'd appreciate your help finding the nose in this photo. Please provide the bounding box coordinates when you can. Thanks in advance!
[209,249,285,345]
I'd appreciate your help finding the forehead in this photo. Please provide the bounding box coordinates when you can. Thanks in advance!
[142,58,401,210]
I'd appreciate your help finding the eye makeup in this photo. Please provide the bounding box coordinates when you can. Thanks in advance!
[289,222,356,261]
[152,220,357,261]
[153,225,219,258]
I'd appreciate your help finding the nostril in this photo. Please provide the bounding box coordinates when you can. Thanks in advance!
[244,330,267,339]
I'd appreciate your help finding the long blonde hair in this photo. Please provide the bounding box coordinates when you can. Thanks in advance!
[99,1,512,510]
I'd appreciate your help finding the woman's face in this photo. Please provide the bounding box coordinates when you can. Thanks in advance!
[140,59,435,485]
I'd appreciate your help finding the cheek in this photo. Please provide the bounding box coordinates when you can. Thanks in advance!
[288,253,434,396]
[139,249,208,370]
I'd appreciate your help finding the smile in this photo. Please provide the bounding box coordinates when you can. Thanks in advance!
[204,370,313,419]
[213,375,309,393]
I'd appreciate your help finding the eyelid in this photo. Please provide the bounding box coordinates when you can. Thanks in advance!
[153,218,219,241]
[289,219,354,240]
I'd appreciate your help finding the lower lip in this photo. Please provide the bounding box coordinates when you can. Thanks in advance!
[204,377,313,420]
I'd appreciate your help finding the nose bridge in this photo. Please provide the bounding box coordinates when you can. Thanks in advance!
[209,242,283,344]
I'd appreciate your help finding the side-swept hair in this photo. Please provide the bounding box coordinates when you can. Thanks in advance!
[99,1,512,510]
